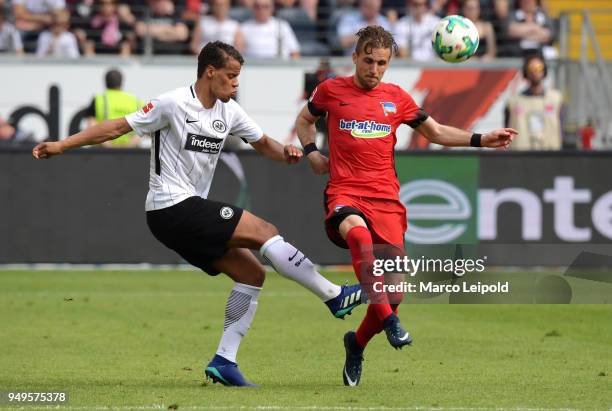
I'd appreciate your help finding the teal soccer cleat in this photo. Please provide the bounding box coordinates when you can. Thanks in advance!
[205,355,257,387]
[326,284,365,319]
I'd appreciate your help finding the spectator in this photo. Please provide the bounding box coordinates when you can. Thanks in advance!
[461,0,495,59]
[430,0,460,16]
[277,0,318,22]
[237,0,255,7]
[115,1,137,27]
[393,0,439,60]
[0,8,24,55]
[491,0,513,56]
[301,0,318,23]
[508,0,555,58]
[13,0,66,52]
[0,114,34,147]
[80,0,132,56]
[337,0,390,56]
[134,0,190,54]
[182,0,203,22]
[83,68,142,148]
[68,0,95,42]
[241,0,300,59]
[36,10,80,58]
[80,0,137,27]
[506,54,563,150]
[191,0,244,54]
[0,115,16,144]
[381,0,404,24]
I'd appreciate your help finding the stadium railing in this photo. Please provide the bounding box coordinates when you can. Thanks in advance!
[557,8,612,148]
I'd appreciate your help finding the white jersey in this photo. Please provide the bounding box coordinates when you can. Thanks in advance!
[198,16,240,48]
[125,85,263,211]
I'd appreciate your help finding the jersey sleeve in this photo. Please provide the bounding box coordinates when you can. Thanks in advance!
[125,95,171,135]
[229,101,264,143]
[399,88,429,129]
[307,79,331,117]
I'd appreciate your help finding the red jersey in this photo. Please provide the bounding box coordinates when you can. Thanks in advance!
[309,76,427,200]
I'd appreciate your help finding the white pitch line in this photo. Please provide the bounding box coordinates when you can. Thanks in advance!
[4,405,588,411]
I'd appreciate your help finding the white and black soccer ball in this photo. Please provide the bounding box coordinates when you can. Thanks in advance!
[431,15,479,63]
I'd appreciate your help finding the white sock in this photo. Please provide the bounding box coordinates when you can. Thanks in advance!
[260,235,341,301]
[216,282,260,363]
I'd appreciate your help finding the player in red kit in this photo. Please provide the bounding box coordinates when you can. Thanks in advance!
[295,26,517,386]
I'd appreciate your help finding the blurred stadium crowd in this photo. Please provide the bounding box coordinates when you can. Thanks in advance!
[0,0,557,58]
[2,0,595,151]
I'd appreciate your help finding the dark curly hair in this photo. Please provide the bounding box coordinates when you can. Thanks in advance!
[197,41,244,79]
[355,26,398,57]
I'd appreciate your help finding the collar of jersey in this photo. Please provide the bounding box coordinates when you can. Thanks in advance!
[190,84,220,111]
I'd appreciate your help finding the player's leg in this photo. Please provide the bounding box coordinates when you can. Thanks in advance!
[358,201,411,349]
[227,210,363,318]
[338,222,412,386]
[146,198,262,387]
[339,214,392,315]
[345,215,410,343]
[204,248,264,387]
[343,301,401,386]
[335,213,406,386]
[329,204,411,385]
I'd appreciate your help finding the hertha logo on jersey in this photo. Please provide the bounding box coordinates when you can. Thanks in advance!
[380,102,397,116]
[185,133,223,154]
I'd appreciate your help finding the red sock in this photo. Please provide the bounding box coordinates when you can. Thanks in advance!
[345,226,373,283]
[345,226,392,322]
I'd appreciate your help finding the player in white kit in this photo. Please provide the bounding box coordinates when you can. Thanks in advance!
[33,41,363,387]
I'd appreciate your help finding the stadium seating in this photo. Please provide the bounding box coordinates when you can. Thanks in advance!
[547,0,612,59]
[5,0,610,59]
[229,6,254,23]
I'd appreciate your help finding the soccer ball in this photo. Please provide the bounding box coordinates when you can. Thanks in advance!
[431,15,479,63]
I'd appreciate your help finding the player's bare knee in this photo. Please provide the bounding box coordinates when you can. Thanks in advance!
[258,220,279,243]
[339,214,368,238]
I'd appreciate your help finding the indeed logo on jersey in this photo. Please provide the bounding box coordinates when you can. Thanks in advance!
[185,133,223,154]
[339,119,391,139]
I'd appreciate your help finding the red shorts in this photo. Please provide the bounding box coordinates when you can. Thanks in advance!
[324,192,407,249]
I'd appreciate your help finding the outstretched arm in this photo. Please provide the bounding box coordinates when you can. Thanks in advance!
[416,117,517,149]
[250,134,302,164]
[295,104,329,175]
[33,118,132,159]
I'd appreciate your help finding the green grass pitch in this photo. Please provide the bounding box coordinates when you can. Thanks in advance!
[1,269,611,410]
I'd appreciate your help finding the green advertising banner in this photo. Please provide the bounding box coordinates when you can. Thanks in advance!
[395,155,479,246]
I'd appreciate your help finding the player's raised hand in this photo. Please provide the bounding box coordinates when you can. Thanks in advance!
[32,141,64,159]
[283,144,303,164]
[482,128,518,149]
[306,151,329,175]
